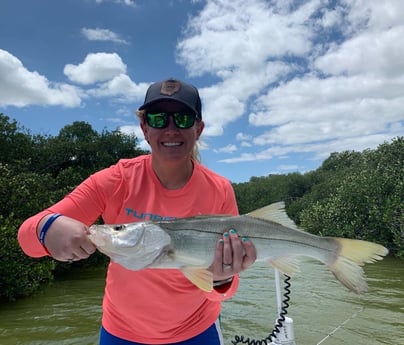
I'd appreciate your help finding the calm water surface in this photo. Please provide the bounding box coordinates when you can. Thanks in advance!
[0,258,403,345]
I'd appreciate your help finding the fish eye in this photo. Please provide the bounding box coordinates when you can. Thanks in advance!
[114,225,124,231]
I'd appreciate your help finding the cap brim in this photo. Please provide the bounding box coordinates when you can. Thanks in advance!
[139,98,200,118]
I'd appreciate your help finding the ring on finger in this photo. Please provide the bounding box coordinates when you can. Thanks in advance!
[223,263,232,269]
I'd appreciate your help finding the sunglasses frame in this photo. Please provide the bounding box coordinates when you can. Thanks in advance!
[145,112,198,129]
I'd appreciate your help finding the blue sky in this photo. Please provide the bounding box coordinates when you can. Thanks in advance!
[1,0,403,183]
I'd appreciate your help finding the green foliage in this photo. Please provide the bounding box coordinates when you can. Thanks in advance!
[0,114,33,165]
[233,172,312,214]
[297,137,403,256]
[30,121,145,180]
[233,137,403,258]
[286,152,366,225]
[0,215,54,302]
[0,164,59,220]
[0,113,147,302]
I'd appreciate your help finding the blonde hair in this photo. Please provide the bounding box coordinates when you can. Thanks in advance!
[136,109,201,163]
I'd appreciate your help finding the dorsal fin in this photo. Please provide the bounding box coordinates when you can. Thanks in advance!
[247,201,299,230]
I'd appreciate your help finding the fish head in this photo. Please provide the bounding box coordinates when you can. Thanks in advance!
[88,222,172,270]
[88,223,144,247]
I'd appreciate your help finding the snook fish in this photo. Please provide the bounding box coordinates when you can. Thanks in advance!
[88,202,388,293]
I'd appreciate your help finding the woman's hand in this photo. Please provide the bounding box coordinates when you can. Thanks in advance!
[209,229,257,282]
[37,215,96,262]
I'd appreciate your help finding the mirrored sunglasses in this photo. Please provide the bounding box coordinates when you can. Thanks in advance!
[145,112,197,129]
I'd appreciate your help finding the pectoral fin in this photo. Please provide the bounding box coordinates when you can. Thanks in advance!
[181,267,213,292]
[267,257,300,277]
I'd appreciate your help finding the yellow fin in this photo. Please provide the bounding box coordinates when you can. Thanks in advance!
[267,257,300,277]
[247,201,299,230]
[330,238,389,294]
[181,267,213,292]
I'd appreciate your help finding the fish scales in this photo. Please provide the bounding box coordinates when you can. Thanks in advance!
[88,202,388,293]
[156,214,340,263]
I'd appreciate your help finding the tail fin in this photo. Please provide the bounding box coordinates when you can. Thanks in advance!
[330,238,388,294]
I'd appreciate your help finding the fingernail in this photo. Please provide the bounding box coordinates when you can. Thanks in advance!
[223,232,229,238]
[219,239,224,244]
[242,236,249,242]
[230,229,237,235]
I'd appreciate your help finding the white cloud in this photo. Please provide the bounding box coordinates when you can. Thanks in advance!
[0,49,82,108]
[219,130,401,164]
[200,84,245,136]
[177,0,314,76]
[2,0,403,178]
[214,144,237,154]
[345,0,404,32]
[0,47,150,111]
[0,49,147,109]
[95,0,136,7]
[64,52,127,85]
[240,141,252,148]
[177,0,404,165]
[314,25,404,78]
[317,5,344,28]
[81,28,128,44]
[236,132,252,141]
[235,132,253,148]
[250,74,404,133]
[119,124,150,151]
[87,74,149,102]
[198,61,292,136]
[176,0,319,137]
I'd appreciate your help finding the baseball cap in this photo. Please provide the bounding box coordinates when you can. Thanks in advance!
[139,79,202,119]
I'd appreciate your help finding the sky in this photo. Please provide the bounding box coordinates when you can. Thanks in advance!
[1,0,403,183]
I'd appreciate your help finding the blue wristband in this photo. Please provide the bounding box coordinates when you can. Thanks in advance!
[39,213,62,246]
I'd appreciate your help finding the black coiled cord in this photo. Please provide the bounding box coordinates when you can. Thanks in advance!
[231,275,291,345]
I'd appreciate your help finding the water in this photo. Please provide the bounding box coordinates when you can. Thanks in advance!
[0,258,403,345]
[222,257,404,345]
[0,268,105,345]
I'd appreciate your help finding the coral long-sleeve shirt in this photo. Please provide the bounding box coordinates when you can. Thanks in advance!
[18,155,240,344]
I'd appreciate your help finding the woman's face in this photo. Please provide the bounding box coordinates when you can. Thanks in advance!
[140,100,204,163]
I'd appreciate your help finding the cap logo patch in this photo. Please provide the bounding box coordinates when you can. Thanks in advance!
[160,80,180,96]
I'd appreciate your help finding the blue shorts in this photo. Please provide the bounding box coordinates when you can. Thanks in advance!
[99,320,224,345]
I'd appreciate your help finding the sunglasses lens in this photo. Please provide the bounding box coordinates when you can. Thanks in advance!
[146,113,168,128]
[174,113,196,129]
[146,113,196,129]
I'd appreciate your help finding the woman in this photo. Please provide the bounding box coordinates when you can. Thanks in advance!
[18,78,257,345]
